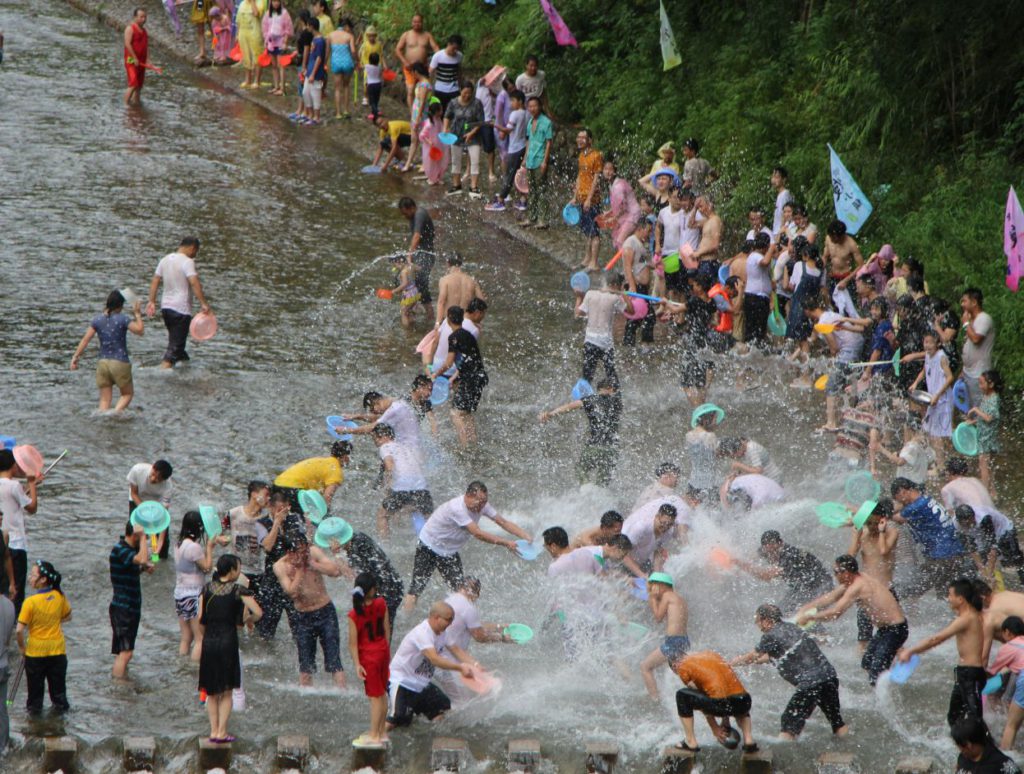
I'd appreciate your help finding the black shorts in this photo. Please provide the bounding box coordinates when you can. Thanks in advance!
[382,489,434,514]
[680,357,711,388]
[380,134,412,151]
[781,677,845,736]
[664,270,687,293]
[387,682,451,726]
[452,374,487,413]
[676,689,751,719]
[110,604,141,655]
[478,124,496,154]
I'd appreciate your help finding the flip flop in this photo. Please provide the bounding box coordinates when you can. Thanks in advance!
[674,741,700,752]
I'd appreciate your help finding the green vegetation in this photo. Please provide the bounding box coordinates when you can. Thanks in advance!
[348,0,1024,385]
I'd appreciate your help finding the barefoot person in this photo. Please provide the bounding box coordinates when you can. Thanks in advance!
[348,572,391,747]
[639,572,689,699]
[434,253,485,328]
[70,290,144,413]
[123,8,149,106]
[897,578,985,726]
[109,522,154,679]
[394,13,439,107]
[669,649,758,753]
[274,527,347,688]
[145,237,212,369]
[849,500,899,650]
[433,306,489,447]
[731,604,847,741]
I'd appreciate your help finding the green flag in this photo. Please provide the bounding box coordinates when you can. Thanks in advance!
[660,0,682,71]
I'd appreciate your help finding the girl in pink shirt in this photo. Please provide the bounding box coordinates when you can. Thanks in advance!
[988,616,1024,749]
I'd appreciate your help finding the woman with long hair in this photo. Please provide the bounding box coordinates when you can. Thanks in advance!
[175,511,226,661]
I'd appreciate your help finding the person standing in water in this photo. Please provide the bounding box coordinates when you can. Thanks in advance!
[0,448,42,612]
[849,500,899,649]
[398,197,436,310]
[17,561,71,715]
[669,649,758,753]
[434,253,485,328]
[109,522,154,679]
[123,8,149,106]
[433,306,489,447]
[538,378,622,486]
[71,290,144,413]
[639,572,689,699]
[348,572,391,748]
[0,589,14,753]
[126,459,173,559]
[146,237,213,369]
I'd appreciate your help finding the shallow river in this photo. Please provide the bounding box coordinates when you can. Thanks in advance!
[1,0,1023,771]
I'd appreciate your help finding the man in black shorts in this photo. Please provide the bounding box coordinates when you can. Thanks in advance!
[735,531,833,614]
[435,305,488,447]
[109,521,154,678]
[372,423,434,538]
[678,274,717,405]
[399,197,436,306]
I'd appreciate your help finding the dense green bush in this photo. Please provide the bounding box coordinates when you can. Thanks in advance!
[348,0,1024,385]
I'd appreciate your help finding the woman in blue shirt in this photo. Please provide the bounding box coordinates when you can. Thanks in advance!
[70,290,144,413]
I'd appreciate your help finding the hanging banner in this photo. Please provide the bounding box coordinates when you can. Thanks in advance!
[828,144,873,235]
[659,0,681,71]
[1004,186,1024,292]
[537,0,577,47]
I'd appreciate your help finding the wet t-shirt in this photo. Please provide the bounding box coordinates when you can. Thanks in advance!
[91,313,131,361]
[449,328,486,382]
[683,297,714,350]
[581,394,621,446]
[955,743,1021,774]
[901,495,964,560]
[755,621,836,689]
[774,545,831,598]
[345,532,404,603]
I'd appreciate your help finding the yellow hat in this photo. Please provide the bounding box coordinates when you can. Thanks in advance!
[658,141,676,158]
[365,25,378,35]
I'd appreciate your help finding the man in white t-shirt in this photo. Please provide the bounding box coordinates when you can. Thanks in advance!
[0,448,40,612]
[543,526,632,577]
[959,288,995,408]
[372,424,432,539]
[145,236,212,369]
[386,601,474,730]
[428,35,462,112]
[575,275,630,388]
[348,392,423,453]
[718,438,783,484]
[404,482,531,610]
[723,474,785,511]
[621,498,691,577]
[514,55,547,111]
[127,459,173,559]
[771,166,793,237]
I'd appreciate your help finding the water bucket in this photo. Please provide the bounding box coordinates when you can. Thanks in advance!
[190,312,218,341]
[515,540,542,561]
[514,167,529,194]
[717,264,730,284]
[571,379,595,401]
[953,380,970,413]
[298,489,328,523]
[12,445,43,477]
[199,505,222,538]
[361,165,382,174]
[131,501,172,535]
[428,146,444,161]
[313,516,354,548]
[561,203,581,226]
[844,471,880,505]
[430,377,450,406]
[503,623,534,644]
[438,132,458,146]
[767,308,787,337]
[661,252,681,274]
[570,271,590,293]
[623,298,649,321]
[257,49,272,67]
[631,577,648,601]
[326,416,357,441]
[382,68,397,82]
[690,403,724,428]
[0,436,15,451]
[952,422,979,456]
[852,499,878,530]
[816,501,852,528]
[888,654,920,685]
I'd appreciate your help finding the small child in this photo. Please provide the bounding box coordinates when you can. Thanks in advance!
[987,616,1024,749]
[396,260,421,328]
[954,505,1024,587]
[347,572,390,748]
[210,8,233,66]
[288,12,313,121]
[358,25,383,107]
[910,330,953,471]
[967,369,1002,496]
[638,572,689,699]
[300,17,326,125]
[871,424,934,486]
[364,52,382,119]
[419,101,447,185]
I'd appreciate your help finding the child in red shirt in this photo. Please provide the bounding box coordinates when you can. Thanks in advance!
[347,572,391,747]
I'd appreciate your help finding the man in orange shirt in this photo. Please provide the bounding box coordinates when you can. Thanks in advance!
[669,649,758,753]
[571,129,604,271]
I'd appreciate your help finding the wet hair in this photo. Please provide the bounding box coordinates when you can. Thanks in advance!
[525,54,539,66]
[153,459,173,480]
[466,298,488,314]
[907,275,925,294]
[447,305,465,325]
[962,287,984,306]
[180,236,200,249]
[872,498,895,519]
[35,560,62,594]
[509,89,526,103]
[605,272,625,289]
[397,197,417,211]
[215,554,239,578]
[752,232,771,252]
[1002,616,1024,638]
[124,519,135,537]
[466,481,488,495]
[542,526,569,548]
[718,437,744,457]
[856,274,875,289]
[889,477,919,496]
[973,578,992,599]
[606,534,633,552]
[595,378,616,391]
[693,274,714,292]
[461,575,482,596]
[981,369,1003,393]
[446,252,464,266]
[603,153,617,173]
[772,166,788,180]
[756,603,782,624]
[269,488,291,508]
[951,717,992,748]
[868,297,889,317]
[412,374,432,391]
[657,504,678,520]
[447,34,463,48]
[410,61,429,78]
[351,571,377,615]
[683,137,700,153]
[331,440,353,458]
[955,504,976,522]
[792,204,808,218]
[599,510,623,529]
[826,220,847,239]
[801,295,825,313]
[922,329,938,343]
[371,423,395,440]
[247,479,270,497]
[946,457,969,477]
[369,52,380,66]
[106,290,126,312]
[834,554,859,574]
[362,391,384,410]
[728,489,753,511]
[283,521,309,551]
[655,462,680,477]
[178,510,204,546]
[0,450,13,473]
[950,577,983,610]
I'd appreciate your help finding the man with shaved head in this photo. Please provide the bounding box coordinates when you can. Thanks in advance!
[386,601,475,731]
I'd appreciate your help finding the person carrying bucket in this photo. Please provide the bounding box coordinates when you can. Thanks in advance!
[145,236,213,370]
[639,572,689,699]
[538,378,621,487]
[109,521,155,679]
[274,441,351,512]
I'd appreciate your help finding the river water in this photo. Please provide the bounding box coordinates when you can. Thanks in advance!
[2,0,1023,771]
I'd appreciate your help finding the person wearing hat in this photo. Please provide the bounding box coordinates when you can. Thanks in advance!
[358,25,383,105]
[70,289,145,414]
[849,499,900,647]
[274,441,352,513]
[731,604,847,740]
[273,524,346,688]
[684,404,723,504]
[681,138,711,195]
[650,141,680,176]
[640,572,689,699]
[735,531,832,615]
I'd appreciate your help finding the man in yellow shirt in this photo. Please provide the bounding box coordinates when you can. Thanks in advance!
[17,561,71,714]
[274,440,351,511]
[571,128,604,271]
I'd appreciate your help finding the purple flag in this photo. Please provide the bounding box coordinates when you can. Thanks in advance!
[1005,186,1024,292]
[538,0,577,47]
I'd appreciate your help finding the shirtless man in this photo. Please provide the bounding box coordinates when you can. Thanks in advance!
[640,572,689,698]
[973,579,1024,662]
[274,529,347,688]
[434,253,485,327]
[690,196,722,271]
[822,219,863,300]
[570,510,623,548]
[849,499,899,651]
[394,14,439,107]
[632,463,680,511]
[797,554,908,685]
[897,578,985,726]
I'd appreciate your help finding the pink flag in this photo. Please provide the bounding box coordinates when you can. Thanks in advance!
[537,0,578,47]
[1005,186,1024,292]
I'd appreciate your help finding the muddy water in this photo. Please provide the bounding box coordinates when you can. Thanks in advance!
[1,0,1022,770]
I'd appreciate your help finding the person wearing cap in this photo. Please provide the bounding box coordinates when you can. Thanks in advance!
[538,377,621,487]
[650,141,680,176]
[640,572,689,699]
[731,604,847,740]
[668,648,758,753]
[849,499,900,647]
[0,449,41,613]
[889,477,968,598]
[684,405,723,504]
[735,532,832,614]
[371,423,432,539]
[109,521,154,679]
[70,289,145,413]
[681,138,712,195]
[273,525,346,688]
[145,236,212,370]
[796,554,908,685]
[571,510,623,549]
[633,463,680,511]
[274,441,352,512]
